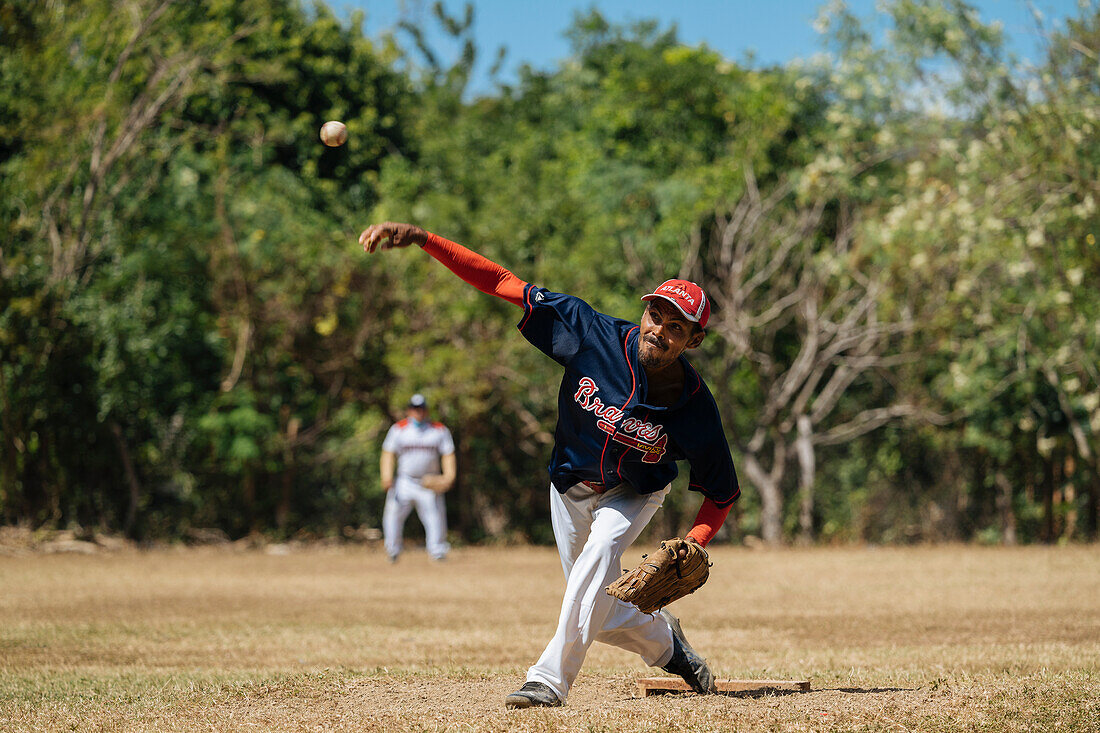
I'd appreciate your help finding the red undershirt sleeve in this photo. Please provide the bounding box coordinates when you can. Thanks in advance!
[422,232,527,307]
[686,497,731,547]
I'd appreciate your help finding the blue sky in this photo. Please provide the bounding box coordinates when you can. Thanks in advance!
[338,0,1086,94]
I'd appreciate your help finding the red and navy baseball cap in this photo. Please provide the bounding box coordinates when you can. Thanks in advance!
[641,279,710,330]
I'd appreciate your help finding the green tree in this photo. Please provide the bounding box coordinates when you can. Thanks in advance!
[1,0,413,537]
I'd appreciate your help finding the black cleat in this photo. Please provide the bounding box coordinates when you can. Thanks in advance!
[659,609,717,694]
[505,681,562,709]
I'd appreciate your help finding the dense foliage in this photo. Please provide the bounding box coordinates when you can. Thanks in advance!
[2,0,1097,544]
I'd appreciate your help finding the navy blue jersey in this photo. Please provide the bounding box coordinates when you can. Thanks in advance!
[518,284,740,507]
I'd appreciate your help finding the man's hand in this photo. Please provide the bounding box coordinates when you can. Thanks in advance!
[359,222,428,254]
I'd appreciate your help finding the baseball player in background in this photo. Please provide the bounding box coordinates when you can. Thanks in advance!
[360,223,740,708]
[381,393,456,563]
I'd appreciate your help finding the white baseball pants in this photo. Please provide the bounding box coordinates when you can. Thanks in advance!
[382,476,450,560]
[526,481,675,701]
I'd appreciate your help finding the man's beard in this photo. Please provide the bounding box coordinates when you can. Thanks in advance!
[639,344,668,370]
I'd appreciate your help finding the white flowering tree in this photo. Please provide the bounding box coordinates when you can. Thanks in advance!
[855,1,1100,541]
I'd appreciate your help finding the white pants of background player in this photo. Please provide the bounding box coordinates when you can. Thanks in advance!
[526,481,676,701]
[382,475,450,560]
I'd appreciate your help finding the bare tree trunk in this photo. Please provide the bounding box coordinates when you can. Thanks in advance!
[110,421,142,536]
[796,415,815,544]
[742,448,785,545]
[994,471,1017,546]
[0,367,19,523]
[1088,466,1100,541]
[1063,455,1077,542]
[276,417,300,531]
[1042,454,1056,543]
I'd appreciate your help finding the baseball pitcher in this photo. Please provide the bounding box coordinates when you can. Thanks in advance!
[360,223,740,708]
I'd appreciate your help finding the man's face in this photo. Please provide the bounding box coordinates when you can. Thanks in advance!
[638,299,704,370]
[408,406,428,422]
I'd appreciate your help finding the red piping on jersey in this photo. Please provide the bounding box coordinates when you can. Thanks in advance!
[687,364,703,397]
[518,284,535,331]
[690,481,740,506]
[600,326,639,481]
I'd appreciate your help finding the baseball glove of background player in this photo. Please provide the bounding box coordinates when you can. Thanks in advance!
[606,537,711,614]
[419,474,452,493]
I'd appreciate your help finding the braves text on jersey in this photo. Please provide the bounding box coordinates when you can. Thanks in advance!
[517,285,739,507]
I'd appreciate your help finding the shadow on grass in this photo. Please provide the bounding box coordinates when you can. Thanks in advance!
[642,686,916,700]
[639,688,808,700]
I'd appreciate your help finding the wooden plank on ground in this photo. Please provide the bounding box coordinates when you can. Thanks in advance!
[636,677,811,697]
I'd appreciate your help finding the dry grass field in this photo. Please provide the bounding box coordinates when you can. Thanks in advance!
[1,541,1098,732]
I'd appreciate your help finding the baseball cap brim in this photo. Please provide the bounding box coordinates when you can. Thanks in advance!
[640,293,706,330]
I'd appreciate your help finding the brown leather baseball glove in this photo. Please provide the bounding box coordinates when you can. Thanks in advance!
[606,537,711,614]
[419,474,452,493]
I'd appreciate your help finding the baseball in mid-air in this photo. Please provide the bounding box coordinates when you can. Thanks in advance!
[320,120,348,147]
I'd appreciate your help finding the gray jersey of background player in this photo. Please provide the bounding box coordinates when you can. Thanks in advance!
[380,394,457,562]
